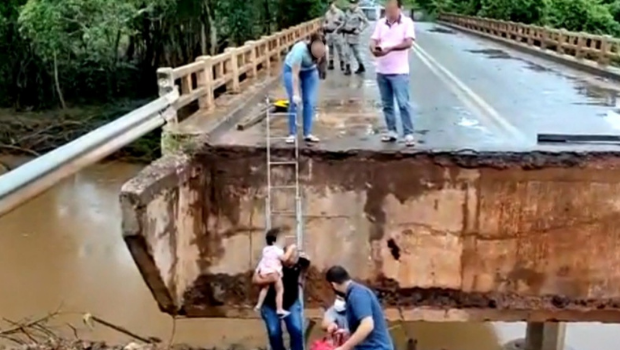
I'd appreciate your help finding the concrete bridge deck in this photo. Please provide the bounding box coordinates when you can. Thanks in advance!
[121,20,620,323]
[179,22,620,152]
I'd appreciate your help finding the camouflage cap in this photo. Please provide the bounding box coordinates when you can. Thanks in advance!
[348,0,359,3]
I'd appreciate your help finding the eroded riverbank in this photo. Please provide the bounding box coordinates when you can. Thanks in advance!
[1,157,619,350]
[0,104,160,163]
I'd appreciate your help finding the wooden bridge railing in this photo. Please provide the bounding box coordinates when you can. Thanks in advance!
[439,13,620,66]
[157,18,322,116]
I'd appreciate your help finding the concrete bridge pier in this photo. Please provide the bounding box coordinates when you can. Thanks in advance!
[525,322,566,350]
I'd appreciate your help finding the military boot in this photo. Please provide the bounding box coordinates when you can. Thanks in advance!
[328,60,334,70]
[355,63,365,74]
[344,64,352,75]
[340,60,346,71]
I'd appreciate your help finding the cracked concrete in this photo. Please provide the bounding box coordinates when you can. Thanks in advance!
[121,145,620,321]
[120,22,620,322]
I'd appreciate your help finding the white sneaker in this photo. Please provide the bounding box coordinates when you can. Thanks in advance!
[404,134,415,146]
[285,135,296,144]
[381,131,398,142]
[304,134,320,142]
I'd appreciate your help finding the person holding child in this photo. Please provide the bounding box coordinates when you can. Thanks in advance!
[254,227,297,318]
[253,227,310,350]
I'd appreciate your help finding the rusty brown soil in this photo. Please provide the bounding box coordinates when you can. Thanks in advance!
[182,269,620,316]
[195,144,620,169]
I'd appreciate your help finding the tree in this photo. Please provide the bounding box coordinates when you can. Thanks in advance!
[417,0,620,36]
[0,0,323,110]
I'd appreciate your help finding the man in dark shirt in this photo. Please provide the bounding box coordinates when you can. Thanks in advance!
[325,265,393,350]
[253,247,310,350]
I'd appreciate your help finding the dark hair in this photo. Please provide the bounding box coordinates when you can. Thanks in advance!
[325,265,350,284]
[307,33,326,63]
[387,0,402,7]
[265,227,282,245]
[309,32,326,45]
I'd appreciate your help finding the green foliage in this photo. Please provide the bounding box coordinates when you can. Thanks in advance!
[417,0,620,36]
[546,0,620,34]
[0,0,322,110]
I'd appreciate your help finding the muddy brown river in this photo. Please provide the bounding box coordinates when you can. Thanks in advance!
[0,157,618,350]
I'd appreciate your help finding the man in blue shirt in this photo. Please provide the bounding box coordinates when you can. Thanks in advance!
[325,266,394,350]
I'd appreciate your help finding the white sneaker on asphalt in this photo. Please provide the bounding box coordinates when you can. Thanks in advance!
[304,134,320,142]
[404,134,415,146]
[381,131,398,142]
[285,135,296,144]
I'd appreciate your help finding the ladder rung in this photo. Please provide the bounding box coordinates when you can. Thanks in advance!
[267,136,292,141]
[270,185,297,190]
[270,211,297,216]
[269,161,297,165]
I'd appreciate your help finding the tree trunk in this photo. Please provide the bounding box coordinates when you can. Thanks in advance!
[52,51,66,110]
[200,22,207,55]
[205,2,218,55]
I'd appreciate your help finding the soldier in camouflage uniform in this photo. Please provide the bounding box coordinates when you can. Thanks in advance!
[323,1,346,71]
[340,0,369,75]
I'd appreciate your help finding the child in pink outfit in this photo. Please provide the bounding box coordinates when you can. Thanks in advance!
[254,227,297,318]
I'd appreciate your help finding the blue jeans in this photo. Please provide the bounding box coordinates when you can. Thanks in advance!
[283,64,319,137]
[261,299,304,350]
[376,73,414,136]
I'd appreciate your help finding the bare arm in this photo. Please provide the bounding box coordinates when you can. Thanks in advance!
[321,309,337,330]
[369,21,380,51]
[370,39,379,51]
[339,290,374,350]
[291,64,301,96]
[387,38,413,51]
[342,317,374,350]
[280,244,297,262]
[386,19,415,52]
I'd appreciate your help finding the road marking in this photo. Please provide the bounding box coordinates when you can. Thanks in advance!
[411,43,529,143]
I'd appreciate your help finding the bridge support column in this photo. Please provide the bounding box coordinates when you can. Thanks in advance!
[525,322,566,350]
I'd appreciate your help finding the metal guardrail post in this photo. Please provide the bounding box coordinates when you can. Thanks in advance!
[0,89,179,218]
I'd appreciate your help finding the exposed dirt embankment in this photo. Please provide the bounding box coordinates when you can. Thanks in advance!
[199,143,620,169]
[0,102,159,163]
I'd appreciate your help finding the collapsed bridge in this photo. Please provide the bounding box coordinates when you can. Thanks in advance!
[120,16,620,323]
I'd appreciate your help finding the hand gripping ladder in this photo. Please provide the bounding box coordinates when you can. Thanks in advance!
[264,98,306,349]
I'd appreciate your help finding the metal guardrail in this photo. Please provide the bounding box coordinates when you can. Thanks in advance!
[0,89,179,218]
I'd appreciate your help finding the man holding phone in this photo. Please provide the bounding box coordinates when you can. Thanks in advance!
[369,0,416,147]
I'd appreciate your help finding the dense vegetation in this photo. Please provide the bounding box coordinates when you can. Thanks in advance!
[415,0,620,36]
[0,0,325,161]
[0,0,326,110]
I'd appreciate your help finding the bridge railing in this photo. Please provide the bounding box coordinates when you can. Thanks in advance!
[439,13,620,66]
[157,19,322,116]
[0,19,321,218]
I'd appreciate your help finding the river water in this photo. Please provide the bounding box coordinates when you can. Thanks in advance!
[0,157,619,350]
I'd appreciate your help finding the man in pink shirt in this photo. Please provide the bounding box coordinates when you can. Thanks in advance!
[369,0,415,146]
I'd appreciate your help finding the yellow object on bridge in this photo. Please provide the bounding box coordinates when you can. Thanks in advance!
[272,99,289,111]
